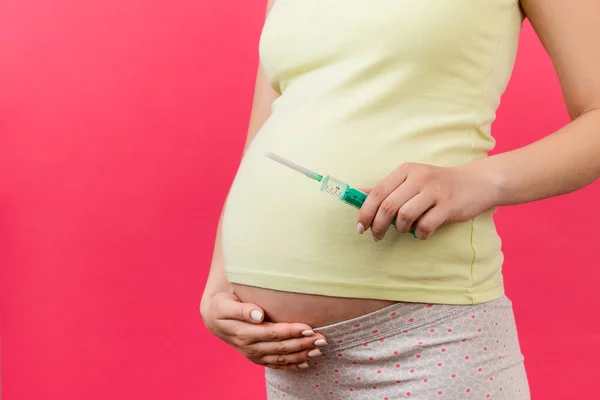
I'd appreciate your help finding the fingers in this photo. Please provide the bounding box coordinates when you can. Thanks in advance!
[251,334,327,357]
[246,322,319,344]
[358,163,449,240]
[357,167,409,236]
[239,330,327,368]
[414,206,448,240]
[241,302,265,323]
[206,293,330,370]
[259,348,317,367]
[368,184,420,240]
[211,294,316,339]
[394,192,434,234]
[224,321,317,348]
[211,292,265,324]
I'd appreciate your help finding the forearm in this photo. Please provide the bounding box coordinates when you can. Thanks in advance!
[201,0,279,310]
[201,211,233,314]
[475,108,600,207]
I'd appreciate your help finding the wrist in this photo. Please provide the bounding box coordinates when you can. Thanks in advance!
[461,157,509,208]
[200,290,220,321]
[200,294,213,322]
[200,285,235,320]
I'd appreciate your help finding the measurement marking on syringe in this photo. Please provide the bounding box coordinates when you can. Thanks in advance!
[264,151,418,238]
[325,186,343,198]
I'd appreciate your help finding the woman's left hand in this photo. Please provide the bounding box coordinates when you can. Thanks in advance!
[357,162,500,241]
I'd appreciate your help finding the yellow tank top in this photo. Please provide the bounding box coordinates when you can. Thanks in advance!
[222,0,524,304]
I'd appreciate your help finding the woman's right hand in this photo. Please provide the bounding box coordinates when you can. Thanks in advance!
[201,292,327,370]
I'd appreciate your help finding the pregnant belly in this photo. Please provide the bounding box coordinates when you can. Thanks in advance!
[232,283,396,327]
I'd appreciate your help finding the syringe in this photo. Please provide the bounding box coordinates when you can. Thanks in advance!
[265,152,417,239]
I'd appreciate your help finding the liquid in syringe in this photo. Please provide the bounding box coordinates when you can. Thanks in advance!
[264,152,417,238]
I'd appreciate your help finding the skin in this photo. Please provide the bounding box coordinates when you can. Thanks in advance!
[359,0,600,240]
[201,0,325,372]
[201,0,600,370]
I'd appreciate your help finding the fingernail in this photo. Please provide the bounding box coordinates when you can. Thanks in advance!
[314,339,327,347]
[308,349,321,358]
[302,330,315,337]
[372,236,380,242]
[298,362,309,369]
[250,310,263,322]
[357,223,365,234]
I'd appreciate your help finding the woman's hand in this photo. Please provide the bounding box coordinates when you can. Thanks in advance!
[201,292,327,370]
[357,162,500,240]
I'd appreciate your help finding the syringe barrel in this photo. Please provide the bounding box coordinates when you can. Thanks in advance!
[319,176,348,200]
[319,175,367,209]
[320,175,417,238]
[340,187,368,210]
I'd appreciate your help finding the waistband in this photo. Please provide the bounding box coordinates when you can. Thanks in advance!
[313,296,510,353]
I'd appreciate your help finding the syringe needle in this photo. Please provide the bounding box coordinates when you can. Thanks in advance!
[264,152,323,182]
[264,151,416,238]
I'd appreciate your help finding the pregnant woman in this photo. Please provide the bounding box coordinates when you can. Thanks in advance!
[201,0,600,398]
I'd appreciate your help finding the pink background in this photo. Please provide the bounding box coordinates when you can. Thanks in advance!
[0,1,598,399]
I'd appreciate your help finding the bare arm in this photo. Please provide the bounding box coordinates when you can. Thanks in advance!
[198,5,328,366]
[357,0,600,240]
[476,0,600,205]
[201,0,280,310]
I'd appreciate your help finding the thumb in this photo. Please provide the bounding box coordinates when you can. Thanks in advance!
[212,292,265,323]
[359,188,372,194]
[241,302,265,324]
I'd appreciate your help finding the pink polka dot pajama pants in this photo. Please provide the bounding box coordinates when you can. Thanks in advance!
[266,296,530,399]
